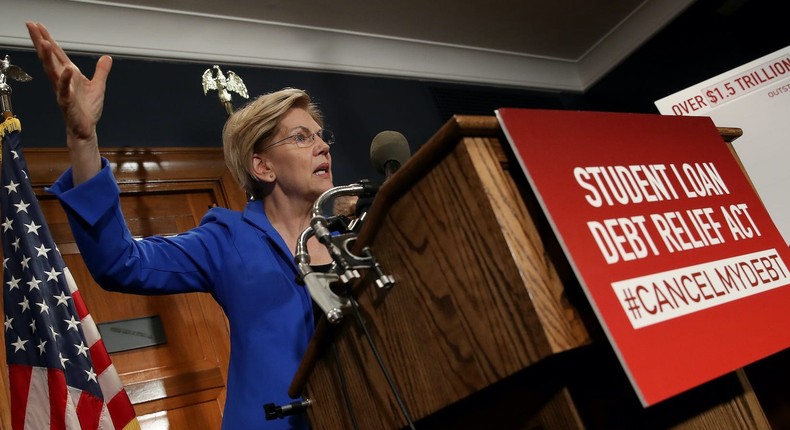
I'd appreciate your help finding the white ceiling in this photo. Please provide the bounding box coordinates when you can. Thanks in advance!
[1,0,695,91]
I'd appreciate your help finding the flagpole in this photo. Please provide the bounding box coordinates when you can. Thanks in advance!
[0,56,29,167]
[1,93,11,120]
[0,71,11,120]
[1,71,14,121]
[0,55,31,121]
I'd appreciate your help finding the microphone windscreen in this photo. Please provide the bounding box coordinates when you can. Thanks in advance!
[370,131,410,175]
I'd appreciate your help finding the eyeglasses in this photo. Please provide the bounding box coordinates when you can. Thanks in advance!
[268,129,335,149]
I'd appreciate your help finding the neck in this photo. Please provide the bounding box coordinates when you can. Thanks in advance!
[262,188,333,265]
[263,192,315,240]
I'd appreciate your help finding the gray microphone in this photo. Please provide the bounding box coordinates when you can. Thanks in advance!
[370,131,410,179]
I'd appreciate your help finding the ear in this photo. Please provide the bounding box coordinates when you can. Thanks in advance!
[252,153,276,183]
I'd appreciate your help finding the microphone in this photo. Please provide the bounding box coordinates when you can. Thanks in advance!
[370,131,410,180]
[351,131,410,222]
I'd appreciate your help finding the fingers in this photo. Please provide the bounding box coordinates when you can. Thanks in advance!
[25,22,43,53]
[93,55,113,87]
[25,22,113,90]
[25,21,50,57]
[27,22,67,89]
[57,66,75,102]
[26,22,62,63]
[35,23,72,66]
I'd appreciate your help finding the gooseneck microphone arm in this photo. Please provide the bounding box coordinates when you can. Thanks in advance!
[294,181,388,324]
[295,182,369,260]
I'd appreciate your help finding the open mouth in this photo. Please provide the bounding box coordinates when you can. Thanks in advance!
[314,163,330,176]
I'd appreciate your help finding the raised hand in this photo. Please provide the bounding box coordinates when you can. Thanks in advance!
[26,22,113,184]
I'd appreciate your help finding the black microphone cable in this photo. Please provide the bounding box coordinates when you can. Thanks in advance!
[331,340,361,430]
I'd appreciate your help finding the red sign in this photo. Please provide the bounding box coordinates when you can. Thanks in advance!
[497,108,790,406]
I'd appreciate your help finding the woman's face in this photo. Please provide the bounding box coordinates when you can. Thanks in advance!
[256,107,333,200]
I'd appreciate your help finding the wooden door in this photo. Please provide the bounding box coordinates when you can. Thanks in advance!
[1,148,247,429]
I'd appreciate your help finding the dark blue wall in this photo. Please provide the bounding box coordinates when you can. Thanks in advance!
[2,49,574,186]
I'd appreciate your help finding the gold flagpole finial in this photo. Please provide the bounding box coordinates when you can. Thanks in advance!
[202,65,249,117]
[1,55,32,120]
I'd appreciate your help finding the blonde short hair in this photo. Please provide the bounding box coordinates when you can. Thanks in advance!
[222,88,323,199]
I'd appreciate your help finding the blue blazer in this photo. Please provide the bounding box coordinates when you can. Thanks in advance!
[49,159,314,429]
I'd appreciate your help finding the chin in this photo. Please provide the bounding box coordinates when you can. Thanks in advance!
[311,180,333,197]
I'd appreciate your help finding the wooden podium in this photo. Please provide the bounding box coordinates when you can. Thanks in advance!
[292,115,773,429]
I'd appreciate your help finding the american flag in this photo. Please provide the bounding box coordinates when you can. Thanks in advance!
[2,117,140,430]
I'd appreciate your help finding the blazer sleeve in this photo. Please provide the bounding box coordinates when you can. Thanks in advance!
[47,158,228,296]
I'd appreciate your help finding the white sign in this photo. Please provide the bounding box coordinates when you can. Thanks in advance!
[655,47,790,244]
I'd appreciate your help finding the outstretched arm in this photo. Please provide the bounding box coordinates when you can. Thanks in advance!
[26,22,112,185]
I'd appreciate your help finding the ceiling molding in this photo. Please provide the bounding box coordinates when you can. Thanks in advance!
[1,0,689,92]
[577,0,695,89]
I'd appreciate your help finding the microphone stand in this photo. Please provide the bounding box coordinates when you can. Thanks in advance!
[273,135,410,423]
[294,180,393,324]
[282,180,416,429]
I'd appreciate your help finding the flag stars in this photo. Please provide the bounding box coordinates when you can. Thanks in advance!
[59,352,69,368]
[25,220,42,236]
[12,237,20,251]
[46,268,62,282]
[64,315,80,331]
[35,244,51,258]
[3,257,8,268]
[4,180,19,194]
[54,291,71,306]
[2,217,12,232]
[35,300,50,315]
[29,319,36,334]
[6,275,20,290]
[11,150,19,159]
[18,297,30,313]
[49,325,60,340]
[85,368,98,383]
[4,315,13,331]
[37,339,47,355]
[20,256,30,270]
[11,336,28,353]
[14,200,30,214]
[75,342,89,357]
[27,276,42,292]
